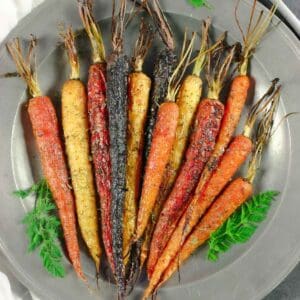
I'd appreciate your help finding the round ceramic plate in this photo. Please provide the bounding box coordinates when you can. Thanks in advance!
[0,0,299,299]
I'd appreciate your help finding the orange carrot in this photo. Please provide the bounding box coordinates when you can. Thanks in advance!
[135,102,179,240]
[7,38,84,279]
[135,32,196,241]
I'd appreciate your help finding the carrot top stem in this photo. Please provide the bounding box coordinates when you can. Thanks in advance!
[146,0,174,50]
[112,0,127,54]
[167,31,196,101]
[132,20,154,72]
[62,27,80,80]
[243,78,279,137]
[6,37,41,98]
[192,18,210,77]
[246,84,281,183]
[236,1,277,75]
[78,0,106,63]
[207,38,236,99]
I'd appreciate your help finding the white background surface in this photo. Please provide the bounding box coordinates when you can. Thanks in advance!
[0,1,42,298]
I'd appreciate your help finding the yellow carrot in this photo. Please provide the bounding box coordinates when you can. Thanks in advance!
[61,27,101,271]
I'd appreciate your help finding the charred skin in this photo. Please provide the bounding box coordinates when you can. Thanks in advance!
[87,63,115,273]
[106,54,129,294]
[144,48,177,159]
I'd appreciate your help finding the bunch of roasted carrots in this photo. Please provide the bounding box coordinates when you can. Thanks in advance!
[7,0,282,298]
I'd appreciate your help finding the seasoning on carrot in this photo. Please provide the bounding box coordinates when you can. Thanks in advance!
[140,19,211,270]
[6,37,84,280]
[147,38,235,278]
[123,20,153,266]
[78,0,115,274]
[145,79,279,292]
[61,27,101,272]
[135,32,196,243]
[106,0,129,296]
[150,85,281,296]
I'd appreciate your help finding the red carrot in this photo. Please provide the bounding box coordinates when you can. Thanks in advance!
[147,99,224,276]
[78,0,115,273]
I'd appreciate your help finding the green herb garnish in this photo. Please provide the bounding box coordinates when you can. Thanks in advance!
[188,0,212,9]
[207,190,279,262]
[14,179,65,277]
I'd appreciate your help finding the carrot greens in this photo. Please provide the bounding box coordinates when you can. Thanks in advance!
[14,179,65,278]
[188,0,211,9]
[208,190,279,262]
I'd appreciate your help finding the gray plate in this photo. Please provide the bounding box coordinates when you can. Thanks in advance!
[0,0,299,299]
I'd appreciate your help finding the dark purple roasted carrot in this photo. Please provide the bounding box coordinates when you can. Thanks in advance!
[142,0,177,159]
[6,38,84,280]
[147,41,235,277]
[145,80,280,293]
[78,0,115,274]
[144,85,281,298]
[106,0,129,296]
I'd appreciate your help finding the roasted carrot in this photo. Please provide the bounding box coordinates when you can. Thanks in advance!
[136,102,179,239]
[106,0,129,296]
[135,33,196,242]
[123,21,153,266]
[148,86,281,295]
[78,0,115,274]
[61,28,101,271]
[140,20,211,270]
[142,0,177,159]
[6,38,84,279]
[144,80,280,296]
[191,0,278,202]
[147,40,235,277]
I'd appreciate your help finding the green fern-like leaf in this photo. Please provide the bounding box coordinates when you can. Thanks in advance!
[188,0,212,9]
[208,190,279,261]
[14,180,65,278]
